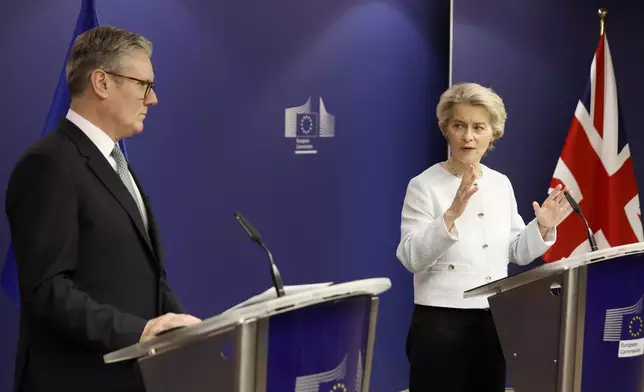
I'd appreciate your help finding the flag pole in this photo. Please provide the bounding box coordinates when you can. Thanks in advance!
[598,8,607,36]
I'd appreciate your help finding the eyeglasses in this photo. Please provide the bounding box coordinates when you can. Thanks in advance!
[104,71,155,100]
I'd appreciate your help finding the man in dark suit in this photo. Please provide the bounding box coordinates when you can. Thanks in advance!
[5,26,201,392]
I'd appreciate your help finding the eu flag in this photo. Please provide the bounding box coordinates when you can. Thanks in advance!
[1,0,127,307]
[296,113,319,137]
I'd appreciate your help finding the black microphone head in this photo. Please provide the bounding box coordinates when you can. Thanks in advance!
[563,191,582,214]
[233,211,263,244]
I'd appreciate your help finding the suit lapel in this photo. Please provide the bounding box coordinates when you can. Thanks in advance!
[130,169,164,266]
[60,119,156,260]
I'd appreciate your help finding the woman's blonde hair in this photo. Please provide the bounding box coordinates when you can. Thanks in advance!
[436,82,507,146]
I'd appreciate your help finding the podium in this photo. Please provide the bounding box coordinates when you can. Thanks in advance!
[464,243,644,392]
[104,278,391,392]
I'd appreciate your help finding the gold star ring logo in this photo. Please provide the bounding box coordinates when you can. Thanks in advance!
[330,383,347,392]
[629,316,643,338]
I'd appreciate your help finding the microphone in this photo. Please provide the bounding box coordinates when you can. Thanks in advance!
[233,211,285,297]
[563,191,598,252]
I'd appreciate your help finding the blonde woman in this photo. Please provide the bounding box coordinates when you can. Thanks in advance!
[396,83,571,391]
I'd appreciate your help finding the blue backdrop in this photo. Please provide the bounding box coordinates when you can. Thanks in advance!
[0,1,449,391]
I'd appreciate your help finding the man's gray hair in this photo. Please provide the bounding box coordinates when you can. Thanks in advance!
[66,25,152,96]
[436,82,507,142]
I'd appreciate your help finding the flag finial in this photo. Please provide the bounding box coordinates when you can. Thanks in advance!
[598,8,607,36]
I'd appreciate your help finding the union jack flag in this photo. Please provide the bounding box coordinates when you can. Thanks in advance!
[544,33,643,262]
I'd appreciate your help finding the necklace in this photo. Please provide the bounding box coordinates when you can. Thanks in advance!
[446,158,483,179]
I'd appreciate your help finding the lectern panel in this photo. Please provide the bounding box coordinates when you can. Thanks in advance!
[488,274,564,392]
[580,253,644,392]
[138,328,238,392]
[266,295,373,392]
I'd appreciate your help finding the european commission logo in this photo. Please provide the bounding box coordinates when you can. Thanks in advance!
[294,351,363,392]
[285,97,335,155]
[603,295,644,358]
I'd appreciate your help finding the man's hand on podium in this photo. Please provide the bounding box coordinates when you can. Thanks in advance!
[140,313,202,342]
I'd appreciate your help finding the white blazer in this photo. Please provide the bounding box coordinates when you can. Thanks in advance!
[396,163,556,309]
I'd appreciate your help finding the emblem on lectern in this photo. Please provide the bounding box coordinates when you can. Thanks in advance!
[294,355,347,392]
[329,383,347,392]
[293,350,365,392]
[628,315,643,338]
[603,295,644,358]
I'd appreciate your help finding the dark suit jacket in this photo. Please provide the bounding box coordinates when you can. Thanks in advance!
[5,118,183,392]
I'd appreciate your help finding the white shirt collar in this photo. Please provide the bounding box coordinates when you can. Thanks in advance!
[66,109,116,160]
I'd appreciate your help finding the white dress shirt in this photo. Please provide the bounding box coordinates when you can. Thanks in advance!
[396,163,556,309]
[66,109,148,228]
